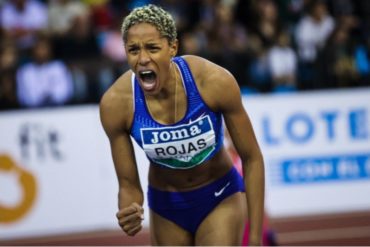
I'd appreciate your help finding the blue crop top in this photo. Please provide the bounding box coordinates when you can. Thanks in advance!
[130,56,223,169]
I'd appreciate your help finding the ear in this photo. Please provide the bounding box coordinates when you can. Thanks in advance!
[169,39,179,57]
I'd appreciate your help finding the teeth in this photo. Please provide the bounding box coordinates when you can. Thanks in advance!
[140,71,153,75]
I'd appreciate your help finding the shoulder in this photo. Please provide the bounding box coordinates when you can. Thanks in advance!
[182,55,241,112]
[182,55,237,88]
[181,55,221,80]
[100,70,133,136]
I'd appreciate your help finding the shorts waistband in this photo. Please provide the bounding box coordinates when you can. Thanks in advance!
[148,166,244,209]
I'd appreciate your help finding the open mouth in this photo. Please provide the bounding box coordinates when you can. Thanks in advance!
[139,70,157,91]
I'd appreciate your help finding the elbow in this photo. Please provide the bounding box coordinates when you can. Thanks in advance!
[241,149,264,166]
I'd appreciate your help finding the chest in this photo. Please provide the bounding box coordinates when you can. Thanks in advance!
[145,87,188,125]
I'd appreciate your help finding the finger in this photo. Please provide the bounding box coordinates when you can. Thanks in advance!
[132,202,143,210]
[120,212,144,230]
[119,211,144,225]
[127,224,142,236]
[131,203,144,217]
[116,205,137,219]
[121,220,141,234]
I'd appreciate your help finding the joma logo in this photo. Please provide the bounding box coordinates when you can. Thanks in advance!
[150,125,202,144]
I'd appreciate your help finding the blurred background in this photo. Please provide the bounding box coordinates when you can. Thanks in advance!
[0,0,370,245]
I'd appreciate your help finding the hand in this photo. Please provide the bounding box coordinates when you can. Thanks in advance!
[116,202,144,236]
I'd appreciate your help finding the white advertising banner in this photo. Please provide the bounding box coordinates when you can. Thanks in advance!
[242,88,370,217]
[0,106,128,239]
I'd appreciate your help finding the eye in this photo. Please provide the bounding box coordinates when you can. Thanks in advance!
[148,46,160,53]
[128,47,139,54]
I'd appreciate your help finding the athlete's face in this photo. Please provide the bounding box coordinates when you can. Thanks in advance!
[125,23,178,96]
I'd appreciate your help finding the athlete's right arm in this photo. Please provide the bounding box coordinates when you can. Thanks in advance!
[99,78,144,236]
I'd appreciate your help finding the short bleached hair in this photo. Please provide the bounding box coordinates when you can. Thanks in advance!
[121,4,177,44]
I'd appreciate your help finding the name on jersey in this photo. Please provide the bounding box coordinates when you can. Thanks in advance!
[140,115,216,165]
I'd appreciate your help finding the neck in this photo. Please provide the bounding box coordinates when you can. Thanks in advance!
[145,61,180,123]
[146,62,178,100]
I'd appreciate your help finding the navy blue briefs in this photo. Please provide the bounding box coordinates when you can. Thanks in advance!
[147,166,245,235]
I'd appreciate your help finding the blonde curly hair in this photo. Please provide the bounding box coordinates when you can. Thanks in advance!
[121,4,177,44]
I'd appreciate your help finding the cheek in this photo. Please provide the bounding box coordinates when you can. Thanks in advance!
[126,56,138,68]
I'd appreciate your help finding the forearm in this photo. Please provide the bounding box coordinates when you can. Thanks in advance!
[244,157,265,245]
[118,180,144,209]
[116,179,144,236]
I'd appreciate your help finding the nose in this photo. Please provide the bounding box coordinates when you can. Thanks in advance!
[138,49,150,65]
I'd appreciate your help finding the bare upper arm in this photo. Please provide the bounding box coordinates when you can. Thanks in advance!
[99,72,141,188]
[184,55,262,163]
[100,71,133,135]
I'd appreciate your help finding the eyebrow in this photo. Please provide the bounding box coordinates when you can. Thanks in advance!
[127,43,139,48]
[127,41,162,48]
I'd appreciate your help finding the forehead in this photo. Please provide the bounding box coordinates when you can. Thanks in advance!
[126,23,163,43]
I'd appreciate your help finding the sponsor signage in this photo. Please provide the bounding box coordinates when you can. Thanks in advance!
[1,88,369,239]
[243,89,370,217]
[0,106,120,239]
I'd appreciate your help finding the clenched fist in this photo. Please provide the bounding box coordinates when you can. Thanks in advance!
[116,202,144,236]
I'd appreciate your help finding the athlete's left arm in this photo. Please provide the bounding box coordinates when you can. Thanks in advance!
[205,61,265,246]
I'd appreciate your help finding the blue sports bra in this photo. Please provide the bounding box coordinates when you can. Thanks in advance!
[130,56,223,169]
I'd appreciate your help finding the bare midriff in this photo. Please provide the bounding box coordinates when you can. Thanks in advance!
[148,147,235,192]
